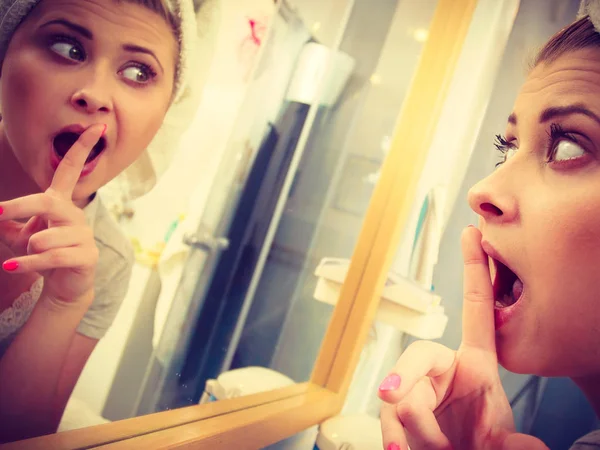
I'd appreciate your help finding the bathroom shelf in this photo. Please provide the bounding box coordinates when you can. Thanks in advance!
[314,258,448,340]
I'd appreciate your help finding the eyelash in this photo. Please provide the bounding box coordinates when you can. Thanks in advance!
[494,123,583,167]
[47,34,158,86]
[494,134,514,167]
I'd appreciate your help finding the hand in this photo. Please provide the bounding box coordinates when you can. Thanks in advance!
[0,124,105,305]
[378,227,549,450]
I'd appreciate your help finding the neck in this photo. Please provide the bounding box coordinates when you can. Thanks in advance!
[0,124,42,202]
[573,374,600,419]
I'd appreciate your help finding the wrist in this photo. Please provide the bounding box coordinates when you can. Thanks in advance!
[38,289,94,313]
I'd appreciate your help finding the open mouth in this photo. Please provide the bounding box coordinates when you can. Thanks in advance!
[492,258,524,309]
[53,131,107,164]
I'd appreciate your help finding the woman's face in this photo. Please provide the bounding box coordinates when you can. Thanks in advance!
[1,0,177,201]
[468,48,600,378]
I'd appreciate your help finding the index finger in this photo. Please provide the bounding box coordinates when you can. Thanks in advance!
[461,226,496,351]
[49,124,106,197]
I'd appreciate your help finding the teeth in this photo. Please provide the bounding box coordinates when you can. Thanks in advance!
[512,278,524,302]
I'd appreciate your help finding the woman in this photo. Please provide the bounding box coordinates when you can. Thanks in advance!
[0,0,209,443]
[379,4,600,450]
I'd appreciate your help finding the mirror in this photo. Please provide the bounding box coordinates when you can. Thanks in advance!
[95,0,438,421]
[0,0,441,443]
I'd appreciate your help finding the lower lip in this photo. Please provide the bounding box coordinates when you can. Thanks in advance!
[494,291,525,330]
[49,145,101,178]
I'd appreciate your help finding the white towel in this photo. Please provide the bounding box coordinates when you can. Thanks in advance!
[579,0,600,31]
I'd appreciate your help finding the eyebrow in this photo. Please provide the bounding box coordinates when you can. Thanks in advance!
[40,19,164,73]
[123,44,164,73]
[42,19,92,39]
[507,104,600,127]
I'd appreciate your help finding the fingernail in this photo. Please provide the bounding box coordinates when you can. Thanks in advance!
[388,444,401,450]
[468,224,475,228]
[3,260,19,271]
[0,206,3,215]
[379,373,401,392]
[101,124,107,136]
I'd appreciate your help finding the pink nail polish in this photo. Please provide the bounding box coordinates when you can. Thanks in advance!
[3,260,19,272]
[0,206,3,215]
[388,444,401,450]
[379,374,401,392]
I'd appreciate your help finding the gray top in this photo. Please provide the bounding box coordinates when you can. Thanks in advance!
[572,430,600,449]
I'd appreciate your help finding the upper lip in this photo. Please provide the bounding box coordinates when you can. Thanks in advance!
[55,124,87,137]
[53,123,109,152]
[480,240,511,270]
[481,239,522,300]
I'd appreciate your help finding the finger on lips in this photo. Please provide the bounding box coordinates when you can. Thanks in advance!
[48,124,106,198]
[461,226,496,351]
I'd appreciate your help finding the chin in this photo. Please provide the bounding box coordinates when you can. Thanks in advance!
[497,339,546,376]
[497,340,570,377]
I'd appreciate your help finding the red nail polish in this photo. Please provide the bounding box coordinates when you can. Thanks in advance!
[388,444,401,450]
[3,260,19,271]
[379,374,401,392]
[0,206,3,215]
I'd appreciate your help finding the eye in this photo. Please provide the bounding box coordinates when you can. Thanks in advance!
[494,134,517,167]
[552,140,585,161]
[49,38,85,62]
[120,64,156,84]
[547,123,589,166]
[505,147,517,161]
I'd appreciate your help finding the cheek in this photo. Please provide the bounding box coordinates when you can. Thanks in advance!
[3,49,46,108]
[1,52,57,141]
[524,191,600,330]
[116,100,169,162]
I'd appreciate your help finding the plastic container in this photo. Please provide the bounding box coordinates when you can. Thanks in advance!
[199,366,295,403]
[314,414,383,450]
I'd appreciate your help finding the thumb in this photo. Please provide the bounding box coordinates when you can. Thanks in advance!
[15,216,46,255]
[0,220,23,249]
[502,433,549,450]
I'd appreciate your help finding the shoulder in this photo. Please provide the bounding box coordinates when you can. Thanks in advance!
[571,430,600,449]
[77,197,135,339]
[93,200,134,266]
[86,197,134,281]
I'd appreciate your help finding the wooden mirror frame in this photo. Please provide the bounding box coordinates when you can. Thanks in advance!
[1,0,477,448]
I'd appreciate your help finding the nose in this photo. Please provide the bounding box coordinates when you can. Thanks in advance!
[467,170,518,224]
[70,74,112,115]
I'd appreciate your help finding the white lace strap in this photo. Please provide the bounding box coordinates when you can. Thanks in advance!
[0,278,44,341]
